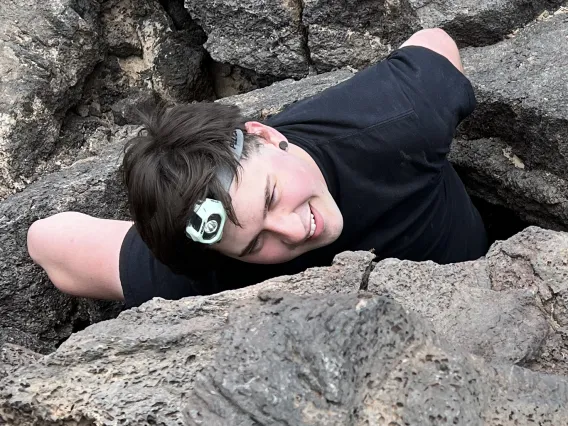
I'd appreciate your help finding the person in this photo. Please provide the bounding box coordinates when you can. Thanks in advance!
[26,28,488,308]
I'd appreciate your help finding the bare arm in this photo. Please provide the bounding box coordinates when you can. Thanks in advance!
[401,28,464,73]
[27,212,133,300]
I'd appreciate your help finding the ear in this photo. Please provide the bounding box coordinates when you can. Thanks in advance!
[244,121,285,149]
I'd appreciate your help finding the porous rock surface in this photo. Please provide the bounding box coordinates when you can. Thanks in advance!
[451,11,568,230]
[369,226,568,375]
[1,245,568,424]
[0,127,134,354]
[187,0,563,75]
[0,0,104,199]
[2,0,568,423]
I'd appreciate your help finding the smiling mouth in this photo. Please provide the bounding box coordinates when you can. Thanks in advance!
[307,205,316,239]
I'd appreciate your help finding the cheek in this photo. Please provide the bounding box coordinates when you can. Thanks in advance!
[250,239,295,264]
[276,159,318,198]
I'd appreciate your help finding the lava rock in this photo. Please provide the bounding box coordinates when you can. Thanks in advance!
[185,0,309,78]
[0,0,104,199]
[0,127,136,353]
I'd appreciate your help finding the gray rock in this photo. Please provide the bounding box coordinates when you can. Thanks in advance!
[0,344,42,381]
[0,0,104,199]
[111,89,160,126]
[449,137,568,231]
[3,283,568,424]
[185,0,309,78]
[186,0,562,76]
[100,0,213,106]
[0,127,136,353]
[368,226,568,376]
[185,293,568,426]
[302,0,419,72]
[412,0,564,47]
[0,252,374,425]
[216,69,354,120]
[368,258,549,366]
[460,12,568,181]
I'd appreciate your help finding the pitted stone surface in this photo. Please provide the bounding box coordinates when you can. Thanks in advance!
[368,226,568,375]
[449,137,568,231]
[0,0,104,199]
[0,252,374,425]
[185,0,309,79]
[461,12,568,181]
[0,127,135,353]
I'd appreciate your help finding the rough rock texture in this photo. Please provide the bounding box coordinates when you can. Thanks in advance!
[216,69,354,120]
[0,0,104,199]
[3,280,568,424]
[452,11,568,231]
[302,0,419,72]
[0,344,41,381]
[449,137,568,231]
[411,0,564,47]
[0,127,135,354]
[461,12,568,180]
[98,0,213,106]
[185,0,309,79]
[0,252,375,425]
[368,226,568,375]
[185,0,563,76]
[185,294,568,426]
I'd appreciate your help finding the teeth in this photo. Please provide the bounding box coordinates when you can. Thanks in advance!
[308,212,316,238]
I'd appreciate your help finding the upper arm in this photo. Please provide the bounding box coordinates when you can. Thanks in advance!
[400,28,464,73]
[27,212,133,300]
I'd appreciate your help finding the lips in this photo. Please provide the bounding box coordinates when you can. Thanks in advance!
[308,207,316,238]
[306,203,324,241]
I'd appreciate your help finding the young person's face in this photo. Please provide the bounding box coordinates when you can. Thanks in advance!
[214,122,343,264]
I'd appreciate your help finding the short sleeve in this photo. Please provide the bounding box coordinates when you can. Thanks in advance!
[385,45,476,156]
[119,226,206,308]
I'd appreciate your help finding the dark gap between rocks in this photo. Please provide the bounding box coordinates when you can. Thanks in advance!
[470,195,529,246]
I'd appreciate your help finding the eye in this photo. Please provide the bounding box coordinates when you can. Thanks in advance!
[269,185,277,208]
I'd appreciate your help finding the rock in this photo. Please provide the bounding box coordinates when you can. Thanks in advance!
[368,226,568,376]
[449,137,568,231]
[99,0,213,107]
[2,282,568,424]
[0,252,375,425]
[412,0,564,47]
[0,0,104,199]
[302,0,419,72]
[209,61,279,99]
[185,294,568,426]
[0,127,137,353]
[216,69,354,120]
[0,344,42,381]
[111,89,160,126]
[160,0,207,39]
[185,0,309,78]
[151,30,212,102]
[453,12,568,230]
[461,12,568,180]
[185,0,562,76]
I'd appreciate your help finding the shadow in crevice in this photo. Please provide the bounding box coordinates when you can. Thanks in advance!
[470,195,529,247]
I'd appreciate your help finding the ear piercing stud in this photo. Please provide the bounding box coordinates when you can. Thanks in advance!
[279,141,288,151]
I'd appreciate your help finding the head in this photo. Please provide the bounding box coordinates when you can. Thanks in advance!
[123,103,343,273]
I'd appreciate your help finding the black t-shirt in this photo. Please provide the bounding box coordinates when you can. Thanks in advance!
[119,46,488,308]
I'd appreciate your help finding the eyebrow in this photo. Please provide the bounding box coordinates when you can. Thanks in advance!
[238,175,271,257]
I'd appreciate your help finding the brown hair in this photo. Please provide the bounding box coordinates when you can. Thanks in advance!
[123,102,261,273]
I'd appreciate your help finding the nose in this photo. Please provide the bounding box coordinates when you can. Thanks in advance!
[265,211,307,246]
